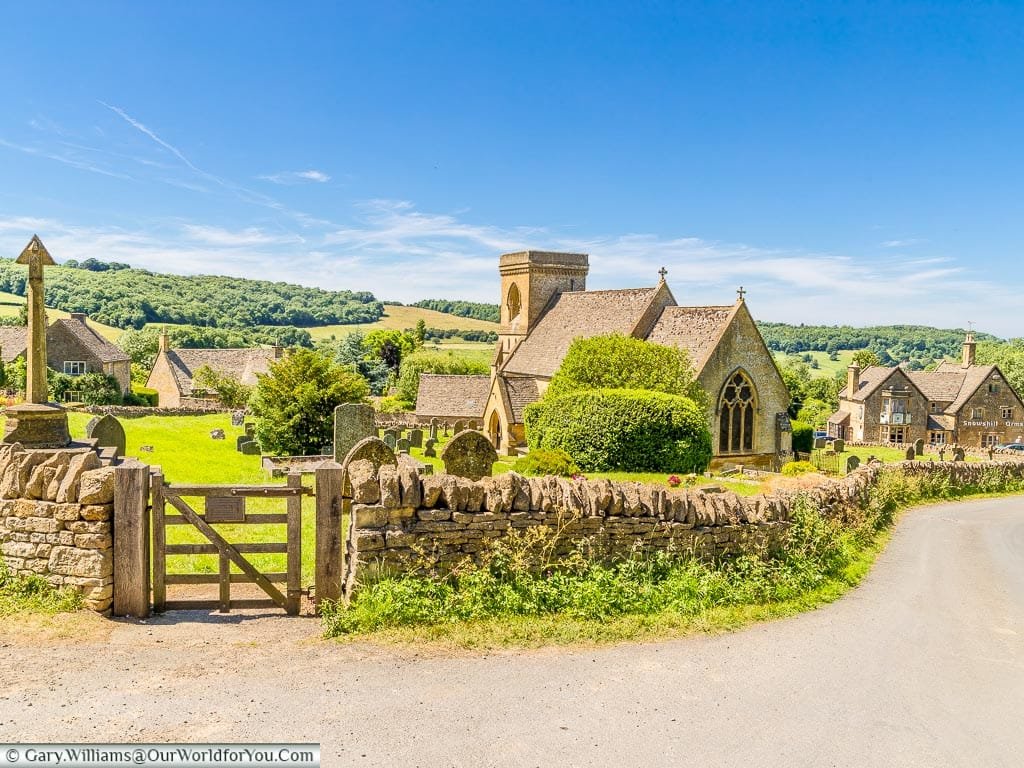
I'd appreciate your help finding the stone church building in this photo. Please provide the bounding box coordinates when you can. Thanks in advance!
[829,334,1024,448]
[417,250,792,469]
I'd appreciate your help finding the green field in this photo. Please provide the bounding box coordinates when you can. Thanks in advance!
[306,304,498,339]
[773,349,855,378]
[0,292,122,342]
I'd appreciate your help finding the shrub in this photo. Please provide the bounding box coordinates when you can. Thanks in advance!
[129,385,159,407]
[513,449,580,477]
[377,395,413,413]
[49,371,123,405]
[394,350,489,404]
[791,420,813,453]
[781,460,817,476]
[546,333,706,407]
[249,349,369,455]
[525,389,712,473]
[192,365,252,409]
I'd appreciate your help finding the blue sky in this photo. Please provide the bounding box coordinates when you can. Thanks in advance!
[1,1,1022,335]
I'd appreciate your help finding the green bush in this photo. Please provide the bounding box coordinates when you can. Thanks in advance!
[377,395,414,413]
[513,448,580,477]
[524,389,712,473]
[791,420,813,453]
[49,371,123,405]
[781,460,817,476]
[394,349,489,404]
[129,385,159,407]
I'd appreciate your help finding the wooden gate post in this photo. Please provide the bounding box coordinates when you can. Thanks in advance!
[112,463,151,618]
[314,461,344,609]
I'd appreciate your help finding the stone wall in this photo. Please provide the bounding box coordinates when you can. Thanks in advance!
[73,404,226,418]
[343,459,1024,590]
[0,444,116,612]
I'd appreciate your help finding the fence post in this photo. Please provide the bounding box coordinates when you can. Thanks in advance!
[314,461,344,610]
[112,463,151,618]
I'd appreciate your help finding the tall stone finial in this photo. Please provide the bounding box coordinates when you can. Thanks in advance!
[658,266,668,283]
[737,286,747,302]
[15,235,55,404]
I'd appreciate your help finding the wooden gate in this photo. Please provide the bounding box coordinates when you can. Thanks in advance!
[151,472,311,615]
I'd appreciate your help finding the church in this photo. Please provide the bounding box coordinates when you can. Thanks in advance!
[416,250,792,469]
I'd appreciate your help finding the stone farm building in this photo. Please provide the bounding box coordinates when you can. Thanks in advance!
[146,331,285,407]
[828,334,1024,448]
[0,313,131,395]
[416,250,792,469]
[415,374,491,424]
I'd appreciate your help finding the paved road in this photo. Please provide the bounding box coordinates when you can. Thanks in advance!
[2,496,1023,767]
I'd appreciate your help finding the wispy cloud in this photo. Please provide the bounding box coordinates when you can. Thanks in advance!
[0,137,133,180]
[182,224,304,247]
[880,238,925,248]
[99,101,205,176]
[258,169,331,185]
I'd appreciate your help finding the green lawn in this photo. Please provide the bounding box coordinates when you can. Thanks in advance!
[773,349,854,379]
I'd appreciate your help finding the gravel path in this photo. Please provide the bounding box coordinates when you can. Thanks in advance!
[2,496,1022,767]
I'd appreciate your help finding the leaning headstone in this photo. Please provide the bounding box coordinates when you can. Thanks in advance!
[231,411,245,427]
[86,414,126,458]
[440,429,498,481]
[423,438,437,458]
[408,428,424,448]
[845,455,861,474]
[240,440,261,456]
[914,438,925,457]
[813,437,827,450]
[953,447,965,462]
[210,429,225,440]
[833,439,845,454]
[905,446,916,461]
[396,438,410,454]
[383,432,397,450]
[333,403,376,464]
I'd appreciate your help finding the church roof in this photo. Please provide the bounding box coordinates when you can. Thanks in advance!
[645,305,736,372]
[502,287,663,378]
[503,377,540,423]
[415,374,490,419]
[165,347,281,397]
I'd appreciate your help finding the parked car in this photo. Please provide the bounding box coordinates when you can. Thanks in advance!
[997,443,1024,452]
[813,430,828,440]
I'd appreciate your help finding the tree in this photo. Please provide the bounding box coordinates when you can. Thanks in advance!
[394,349,490,406]
[249,349,369,455]
[851,349,881,369]
[546,333,706,407]
[414,319,427,347]
[192,365,253,410]
[977,339,1024,396]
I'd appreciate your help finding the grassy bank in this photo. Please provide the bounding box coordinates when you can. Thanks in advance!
[322,467,1024,647]
[0,562,82,617]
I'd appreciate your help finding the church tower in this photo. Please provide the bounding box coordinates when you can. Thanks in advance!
[495,250,589,366]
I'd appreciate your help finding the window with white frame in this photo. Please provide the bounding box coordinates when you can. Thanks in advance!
[983,434,999,448]
[1001,407,1014,420]
[63,361,87,376]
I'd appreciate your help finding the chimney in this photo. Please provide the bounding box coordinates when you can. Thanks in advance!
[70,312,87,323]
[847,364,861,397]
[158,328,170,353]
[962,333,976,368]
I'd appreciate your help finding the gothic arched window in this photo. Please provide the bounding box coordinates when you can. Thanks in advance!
[506,283,522,321]
[719,371,756,453]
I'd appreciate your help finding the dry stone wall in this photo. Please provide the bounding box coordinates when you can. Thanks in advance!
[344,460,1024,589]
[0,444,117,612]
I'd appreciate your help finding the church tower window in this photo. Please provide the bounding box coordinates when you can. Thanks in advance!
[719,371,756,453]
[506,282,522,322]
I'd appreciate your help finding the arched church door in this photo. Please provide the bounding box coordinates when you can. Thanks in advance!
[489,411,502,449]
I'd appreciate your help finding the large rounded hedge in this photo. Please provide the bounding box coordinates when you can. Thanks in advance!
[524,388,712,473]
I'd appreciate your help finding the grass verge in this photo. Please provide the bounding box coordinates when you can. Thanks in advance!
[322,468,1024,649]
[0,562,83,616]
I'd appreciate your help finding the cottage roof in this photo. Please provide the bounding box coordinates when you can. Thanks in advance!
[645,305,736,372]
[502,287,663,378]
[928,414,957,431]
[0,327,27,363]
[840,366,910,402]
[415,374,490,419]
[828,410,850,425]
[907,370,969,402]
[53,316,130,364]
[166,347,280,396]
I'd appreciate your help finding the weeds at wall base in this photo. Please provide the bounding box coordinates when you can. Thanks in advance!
[321,467,1024,649]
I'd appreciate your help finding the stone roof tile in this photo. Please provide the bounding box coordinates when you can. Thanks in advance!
[167,347,281,396]
[645,305,735,371]
[415,374,490,419]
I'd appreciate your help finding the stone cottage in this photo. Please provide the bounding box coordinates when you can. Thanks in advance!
[828,333,1024,448]
[145,331,285,407]
[0,313,131,395]
[417,250,792,469]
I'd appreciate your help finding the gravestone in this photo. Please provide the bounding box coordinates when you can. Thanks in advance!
[905,446,917,461]
[440,429,498,481]
[813,437,827,450]
[384,428,400,445]
[428,423,438,441]
[240,440,261,455]
[845,455,861,473]
[914,438,925,457]
[236,435,251,452]
[938,447,947,462]
[468,420,479,431]
[333,403,376,464]
[210,429,225,440]
[86,414,126,457]
[453,420,466,434]
[423,438,437,458]
[231,411,245,427]
[408,428,423,448]
[953,447,965,462]
[342,436,398,470]
[396,438,410,454]
[833,439,845,454]
[383,432,397,450]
